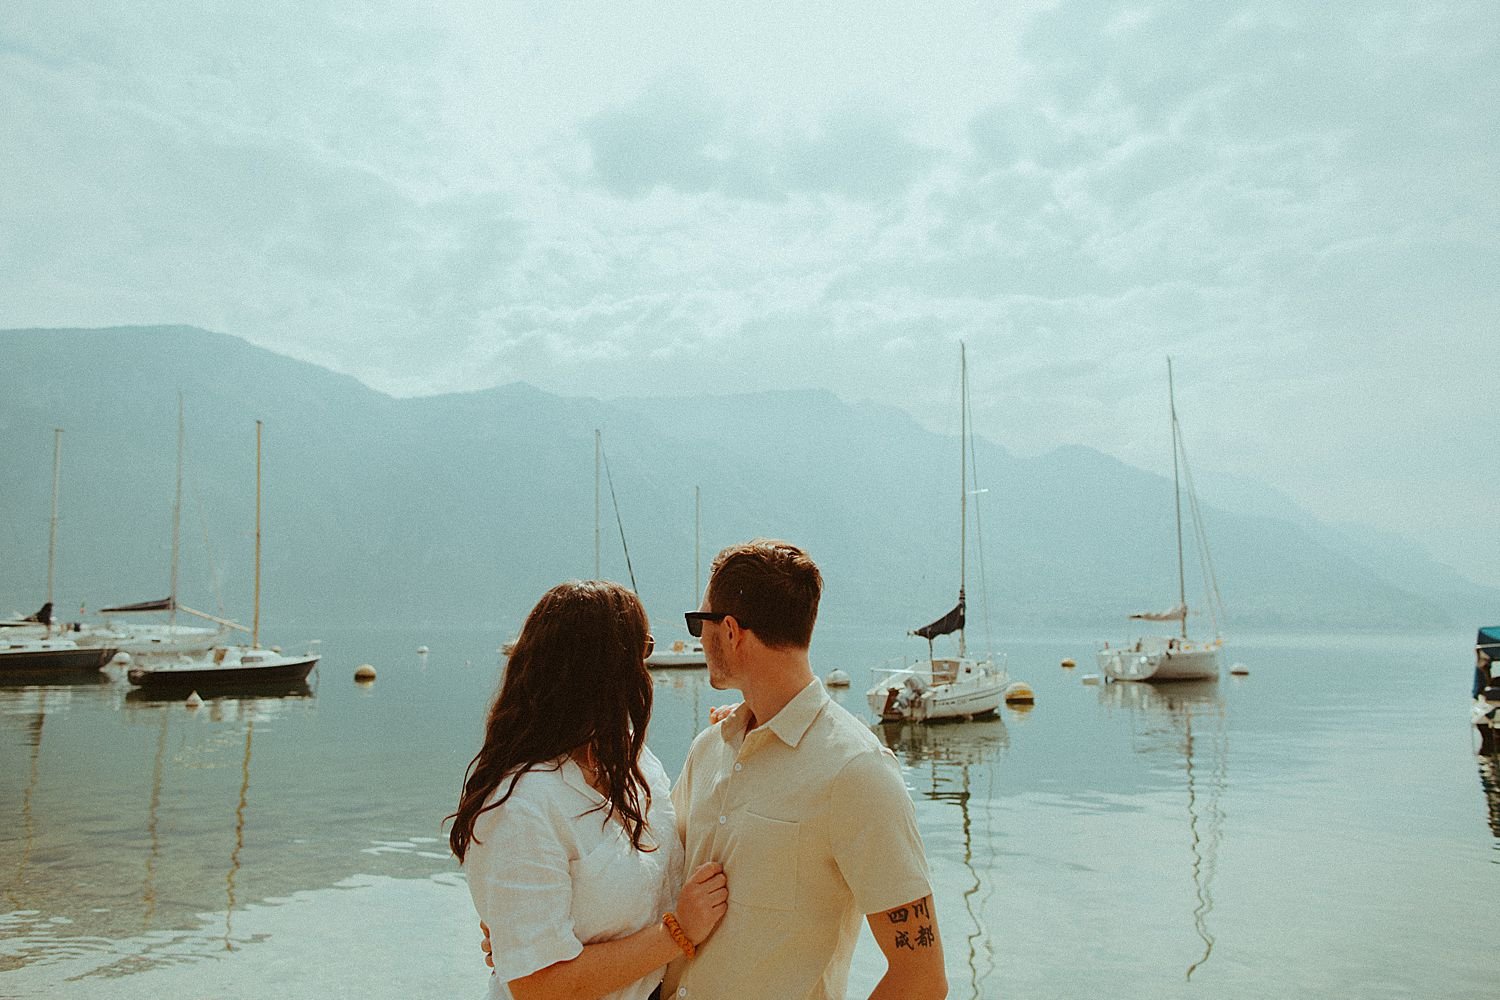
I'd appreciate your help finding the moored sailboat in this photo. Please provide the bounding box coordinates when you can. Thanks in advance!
[1474,626,1500,754]
[86,397,240,657]
[0,636,117,681]
[127,421,319,694]
[647,485,707,669]
[0,430,119,679]
[867,343,1013,723]
[1097,358,1224,683]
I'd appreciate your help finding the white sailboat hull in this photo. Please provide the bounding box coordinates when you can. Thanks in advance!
[126,646,320,691]
[75,622,229,657]
[1097,638,1221,682]
[646,639,706,669]
[866,657,1007,722]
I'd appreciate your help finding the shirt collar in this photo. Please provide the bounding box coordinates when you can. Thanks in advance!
[722,678,827,750]
[557,756,606,807]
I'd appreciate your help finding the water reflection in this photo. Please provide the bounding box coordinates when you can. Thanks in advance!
[651,669,711,756]
[0,672,110,691]
[142,711,168,926]
[1478,752,1500,846]
[1,684,315,976]
[124,679,314,704]
[225,717,255,950]
[7,692,47,912]
[878,717,1008,1000]
[1098,680,1227,980]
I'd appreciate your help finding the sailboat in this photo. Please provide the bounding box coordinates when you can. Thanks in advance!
[866,343,1012,723]
[503,431,707,667]
[1097,358,1224,683]
[0,429,120,680]
[126,421,320,694]
[84,397,241,658]
[647,485,707,669]
[1474,626,1500,754]
[502,428,622,658]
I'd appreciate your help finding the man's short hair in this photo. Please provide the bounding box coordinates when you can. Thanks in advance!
[707,539,822,649]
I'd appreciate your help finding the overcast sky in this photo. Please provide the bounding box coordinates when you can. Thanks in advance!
[3,2,1497,586]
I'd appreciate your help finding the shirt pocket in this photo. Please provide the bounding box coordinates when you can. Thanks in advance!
[728,811,800,912]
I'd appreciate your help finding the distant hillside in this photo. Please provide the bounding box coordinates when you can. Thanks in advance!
[1,326,1492,638]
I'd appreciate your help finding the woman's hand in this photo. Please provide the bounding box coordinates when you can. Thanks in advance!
[674,861,728,945]
[708,703,741,725]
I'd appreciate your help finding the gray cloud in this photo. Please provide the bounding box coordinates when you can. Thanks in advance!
[582,79,934,202]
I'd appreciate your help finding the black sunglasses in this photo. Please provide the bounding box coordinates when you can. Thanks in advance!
[684,611,736,637]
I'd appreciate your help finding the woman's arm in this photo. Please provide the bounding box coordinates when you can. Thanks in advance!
[502,862,728,1000]
[506,920,678,1000]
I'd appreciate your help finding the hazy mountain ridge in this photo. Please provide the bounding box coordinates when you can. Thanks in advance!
[1,326,1490,639]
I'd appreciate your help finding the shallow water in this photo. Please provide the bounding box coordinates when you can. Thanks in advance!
[0,627,1494,998]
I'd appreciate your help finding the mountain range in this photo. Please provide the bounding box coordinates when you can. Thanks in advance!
[1,326,1492,640]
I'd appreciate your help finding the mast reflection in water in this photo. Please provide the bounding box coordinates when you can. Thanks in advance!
[878,715,1009,1000]
[1099,679,1227,981]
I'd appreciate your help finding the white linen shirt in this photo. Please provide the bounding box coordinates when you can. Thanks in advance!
[465,746,684,1000]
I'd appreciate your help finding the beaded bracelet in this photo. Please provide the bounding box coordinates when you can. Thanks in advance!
[661,912,696,957]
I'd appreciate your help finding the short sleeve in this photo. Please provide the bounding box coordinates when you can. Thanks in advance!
[829,747,932,915]
[465,793,585,983]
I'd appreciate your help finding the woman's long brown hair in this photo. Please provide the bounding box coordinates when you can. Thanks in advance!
[448,580,655,862]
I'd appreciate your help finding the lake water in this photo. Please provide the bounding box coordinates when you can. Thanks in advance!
[1,627,1494,999]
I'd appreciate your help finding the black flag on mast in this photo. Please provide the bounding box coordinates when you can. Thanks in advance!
[911,591,965,640]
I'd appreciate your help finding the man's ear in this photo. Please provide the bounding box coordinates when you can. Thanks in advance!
[724,615,745,649]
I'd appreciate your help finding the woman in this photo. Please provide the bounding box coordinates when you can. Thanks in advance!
[449,580,727,1000]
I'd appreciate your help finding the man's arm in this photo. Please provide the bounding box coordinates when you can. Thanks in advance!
[865,895,947,1000]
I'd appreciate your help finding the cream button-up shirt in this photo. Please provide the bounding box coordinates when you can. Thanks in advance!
[665,679,931,1000]
[464,747,684,1000]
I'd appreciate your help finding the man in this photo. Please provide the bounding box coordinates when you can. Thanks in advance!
[666,539,946,1000]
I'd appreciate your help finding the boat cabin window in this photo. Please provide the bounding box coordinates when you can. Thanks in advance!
[243,655,264,664]
[931,658,959,683]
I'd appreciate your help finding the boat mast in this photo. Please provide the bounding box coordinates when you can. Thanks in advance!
[694,485,701,604]
[597,435,638,592]
[253,420,262,650]
[170,394,183,629]
[1168,358,1187,640]
[958,343,968,658]
[594,429,601,578]
[47,428,62,636]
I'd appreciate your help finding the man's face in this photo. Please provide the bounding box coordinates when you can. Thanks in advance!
[698,588,733,690]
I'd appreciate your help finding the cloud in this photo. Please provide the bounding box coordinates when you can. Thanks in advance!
[1,0,1496,583]
[581,78,935,203]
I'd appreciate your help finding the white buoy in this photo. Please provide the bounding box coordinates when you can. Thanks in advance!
[185,691,204,708]
[825,669,851,688]
[354,664,377,682]
[417,645,429,655]
[113,651,132,665]
[1230,663,1249,676]
[1003,680,1035,705]
[1081,673,1101,685]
